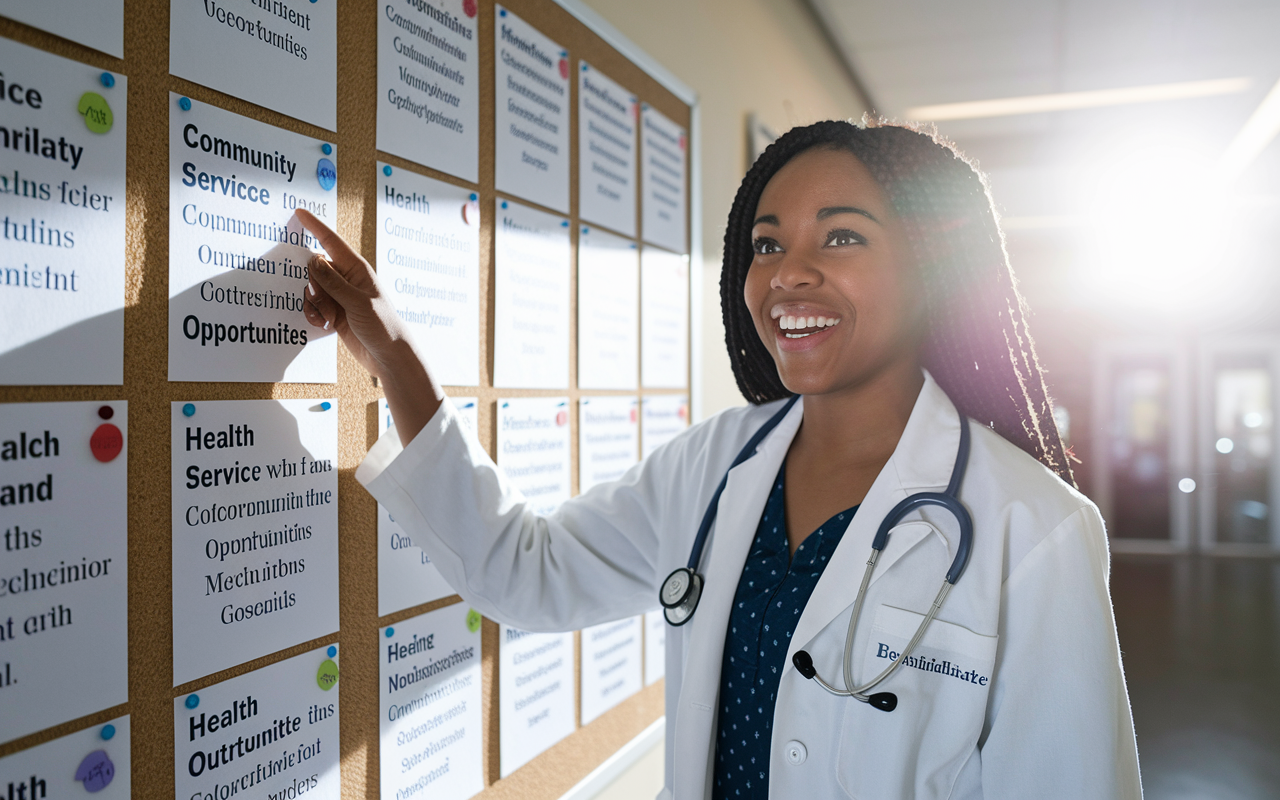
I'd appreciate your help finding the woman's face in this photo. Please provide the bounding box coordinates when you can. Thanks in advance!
[744,146,923,397]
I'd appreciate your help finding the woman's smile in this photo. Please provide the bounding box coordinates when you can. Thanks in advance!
[770,302,846,350]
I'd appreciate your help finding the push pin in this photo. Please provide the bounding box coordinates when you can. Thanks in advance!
[327,645,337,658]
[99,73,115,88]
[98,405,114,420]
[179,96,192,111]
[320,401,332,411]
[321,143,332,155]
[100,724,116,741]
[186,694,200,709]
[383,165,393,176]
[317,158,336,191]
[385,627,395,638]
[183,403,196,417]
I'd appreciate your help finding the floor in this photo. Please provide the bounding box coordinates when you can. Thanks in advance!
[1112,555,1280,799]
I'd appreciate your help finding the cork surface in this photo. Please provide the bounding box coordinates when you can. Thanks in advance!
[0,1,689,797]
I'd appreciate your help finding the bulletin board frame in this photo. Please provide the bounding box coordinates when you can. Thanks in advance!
[0,0,698,797]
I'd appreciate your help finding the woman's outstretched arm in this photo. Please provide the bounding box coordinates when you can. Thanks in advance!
[296,208,441,447]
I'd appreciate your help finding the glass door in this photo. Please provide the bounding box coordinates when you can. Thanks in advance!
[1198,340,1280,554]
[1092,341,1194,551]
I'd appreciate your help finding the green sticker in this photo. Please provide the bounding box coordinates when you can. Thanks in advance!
[316,658,339,691]
[78,92,113,134]
[466,609,482,633]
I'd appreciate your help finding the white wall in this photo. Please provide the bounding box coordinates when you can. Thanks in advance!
[582,0,867,418]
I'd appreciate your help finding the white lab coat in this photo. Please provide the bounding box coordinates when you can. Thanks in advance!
[356,373,1143,799]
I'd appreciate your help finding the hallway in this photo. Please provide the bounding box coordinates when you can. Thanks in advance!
[1113,556,1280,798]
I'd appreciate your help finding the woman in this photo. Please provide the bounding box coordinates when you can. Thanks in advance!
[299,119,1142,799]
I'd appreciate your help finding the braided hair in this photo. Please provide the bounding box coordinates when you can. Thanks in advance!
[721,118,1073,483]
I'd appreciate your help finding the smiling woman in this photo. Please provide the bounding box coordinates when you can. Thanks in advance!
[723,119,1072,484]
[301,116,1141,800]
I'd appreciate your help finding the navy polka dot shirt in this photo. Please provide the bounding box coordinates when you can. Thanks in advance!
[712,462,857,800]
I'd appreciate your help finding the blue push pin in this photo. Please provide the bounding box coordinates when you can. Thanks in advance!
[186,694,200,709]
[385,627,394,638]
[499,8,506,16]
[560,220,569,227]
[327,645,337,658]
[317,158,336,191]
[99,73,115,88]
[182,403,196,417]
[100,724,116,741]
[582,227,589,235]
[179,96,192,111]
[383,165,392,176]
[320,401,332,411]
[321,143,332,155]
[469,193,477,201]
[501,200,508,209]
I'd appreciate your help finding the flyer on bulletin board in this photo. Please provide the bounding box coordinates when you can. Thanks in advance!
[376,164,480,387]
[169,0,337,130]
[377,397,478,616]
[0,401,129,745]
[0,39,128,385]
[493,199,571,389]
[380,604,483,800]
[170,399,339,686]
[578,63,637,237]
[0,716,131,798]
[0,0,124,57]
[577,226,639,390]
[173,646,340,800]
[167,95,338,384]
[376,0,479,182]
[494,4,570,213]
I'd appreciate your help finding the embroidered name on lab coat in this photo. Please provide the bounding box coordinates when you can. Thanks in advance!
[874,643,989,686]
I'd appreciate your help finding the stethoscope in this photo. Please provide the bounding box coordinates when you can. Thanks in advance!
[659,395,974,713]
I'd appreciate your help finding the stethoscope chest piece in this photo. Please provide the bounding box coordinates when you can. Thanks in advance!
[660,567,703,626]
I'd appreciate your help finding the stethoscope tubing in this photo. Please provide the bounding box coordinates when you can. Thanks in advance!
[662,394,976,709]
[684,395,800,571]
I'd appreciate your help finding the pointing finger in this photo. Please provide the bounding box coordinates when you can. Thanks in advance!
[295,209,361,267]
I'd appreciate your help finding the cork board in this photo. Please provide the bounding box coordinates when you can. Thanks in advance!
[0,1,691,798]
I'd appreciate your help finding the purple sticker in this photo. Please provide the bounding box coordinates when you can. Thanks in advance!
[75,750,115,792]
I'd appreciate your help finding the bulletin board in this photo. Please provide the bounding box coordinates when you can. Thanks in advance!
[0,1,692,798]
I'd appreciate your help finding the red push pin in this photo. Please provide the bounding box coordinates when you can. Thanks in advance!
[90,423,123,463]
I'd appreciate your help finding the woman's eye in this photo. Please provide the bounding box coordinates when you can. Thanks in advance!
[753,238,783,255]
[825,229,864,248]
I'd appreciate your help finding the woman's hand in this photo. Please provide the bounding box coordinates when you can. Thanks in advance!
[296,208,403,378]
[296,209,443,445]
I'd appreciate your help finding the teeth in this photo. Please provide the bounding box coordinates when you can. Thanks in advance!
[775,313,842,332]
[785,332,812,339]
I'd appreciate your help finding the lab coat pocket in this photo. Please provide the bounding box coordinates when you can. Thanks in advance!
[836,604,997,800]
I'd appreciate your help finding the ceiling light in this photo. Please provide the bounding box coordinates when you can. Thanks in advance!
[1219,76,1280,179]
[906,77,1251,121]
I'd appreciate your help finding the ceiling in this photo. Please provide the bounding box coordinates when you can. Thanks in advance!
[805,0,1280,327]
[810,0,1280,213]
